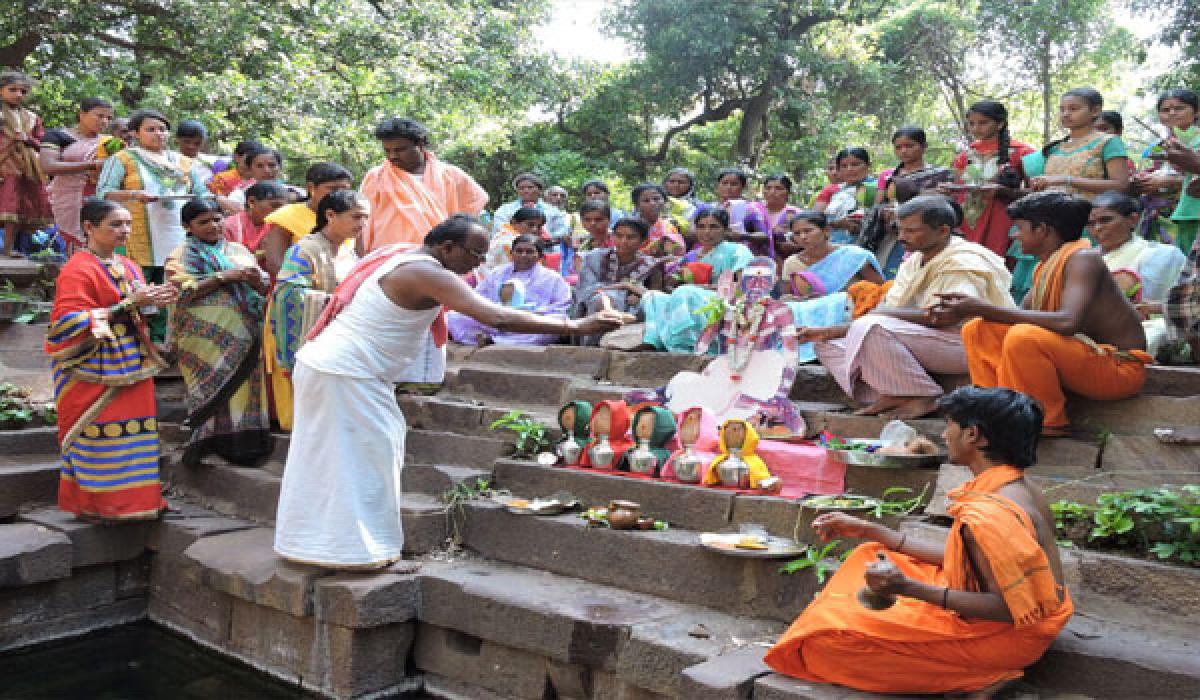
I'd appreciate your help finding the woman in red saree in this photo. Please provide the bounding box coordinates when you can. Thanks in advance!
[44,200,178,521]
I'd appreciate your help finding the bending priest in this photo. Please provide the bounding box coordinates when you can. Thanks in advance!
[274,215,624,569]
[765,387,1072,696]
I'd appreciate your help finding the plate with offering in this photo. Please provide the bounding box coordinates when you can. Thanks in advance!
[495,491,579,516]
[799,494,881,512]
[820,433,944,469]
[699,532,806,559]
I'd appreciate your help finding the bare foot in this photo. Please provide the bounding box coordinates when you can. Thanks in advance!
[885,396,940,420]
[853,396,905,416]
[385,559,422,574]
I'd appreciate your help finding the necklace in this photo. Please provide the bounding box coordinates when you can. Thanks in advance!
[87,247,116,264]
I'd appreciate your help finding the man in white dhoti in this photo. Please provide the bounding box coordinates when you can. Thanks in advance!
[798,196,1014,419]
[274,215,623,570]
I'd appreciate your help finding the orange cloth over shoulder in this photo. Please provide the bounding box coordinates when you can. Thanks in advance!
[1027,238,1092,311]
[763,465,1071,695]
[359,152,488,250]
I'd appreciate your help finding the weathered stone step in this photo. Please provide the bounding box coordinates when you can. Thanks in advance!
[159,459,451,554]
[0,522,71,587]
[405,429,510,467]
[401,462,492,499]
[0,458,59,518]
[0,426,58,455]
[418,556,784,699]
[17,506,150,569]
[458,500,823,623]
[399,394,559,440]
[491,458,908,540]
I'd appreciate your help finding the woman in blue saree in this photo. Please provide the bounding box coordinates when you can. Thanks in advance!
[779,210,883,361]
[640,208,753,352]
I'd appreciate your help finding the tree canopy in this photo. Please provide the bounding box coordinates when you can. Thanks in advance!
[3,0,1175,207]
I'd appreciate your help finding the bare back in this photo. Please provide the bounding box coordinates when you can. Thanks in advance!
[1030,247,1146,351]
[997,479,1066,593]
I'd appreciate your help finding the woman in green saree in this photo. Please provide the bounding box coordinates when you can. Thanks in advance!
[166,198,272,466]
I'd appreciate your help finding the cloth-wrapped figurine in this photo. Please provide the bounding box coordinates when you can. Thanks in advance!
[704,418,774,489]
[556,400,592,465]
[617,405,679,476]
[661,406,720,483]
[580,400,632,469]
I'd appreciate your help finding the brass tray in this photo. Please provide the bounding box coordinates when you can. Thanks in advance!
[699,533,806,559]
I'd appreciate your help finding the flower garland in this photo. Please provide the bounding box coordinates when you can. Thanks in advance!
[726,297,769,378]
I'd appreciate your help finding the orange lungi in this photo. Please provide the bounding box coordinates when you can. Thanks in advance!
[962,319,1150,430]
[765,466,1072,695]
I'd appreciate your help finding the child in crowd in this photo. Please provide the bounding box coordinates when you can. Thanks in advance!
[0,71,51,257]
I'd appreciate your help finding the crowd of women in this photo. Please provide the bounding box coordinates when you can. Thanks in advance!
[5,60,1197,521]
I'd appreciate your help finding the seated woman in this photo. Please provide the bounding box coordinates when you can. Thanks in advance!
[448,234,572,346]
[779,210,883,362]
[631,182,686,257]
[640,208,753,353]
[742,174,801,260]
[574,199,613,254]
[574,218,664,345]
[166,198,272,466]
[661,168,699,240]
[486,206,545,272]
[1090,191,1187,303]
[266,190,365,411]
[569,180,627,235]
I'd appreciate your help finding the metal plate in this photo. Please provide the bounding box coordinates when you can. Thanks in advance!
[826,439,943,469]
[798,495,879,512]
[700,534,807,559]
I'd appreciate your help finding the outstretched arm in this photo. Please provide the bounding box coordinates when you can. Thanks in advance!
[389,263,623,337]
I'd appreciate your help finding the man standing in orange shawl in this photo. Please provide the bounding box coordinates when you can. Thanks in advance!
[359,118,488,251]
[934,192,1149,437]
[765,386,1072,697]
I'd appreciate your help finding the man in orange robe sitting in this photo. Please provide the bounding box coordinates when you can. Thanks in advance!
[765,386,1072,697]
[359,117,489,251]
[933,191,1150,437]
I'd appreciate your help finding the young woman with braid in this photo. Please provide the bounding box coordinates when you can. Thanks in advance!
[940,101,1035,258]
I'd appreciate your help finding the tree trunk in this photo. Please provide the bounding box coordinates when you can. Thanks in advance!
[1040,34,1053,143]
[0,32,41,68]
[734,73,780,165]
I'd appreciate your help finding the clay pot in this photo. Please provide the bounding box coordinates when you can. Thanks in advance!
[606,500,641,530]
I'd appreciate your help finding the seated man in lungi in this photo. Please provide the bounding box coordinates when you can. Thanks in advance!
[766,386,1072,697]
[934,192,1149,437]
[799,195,1014,418]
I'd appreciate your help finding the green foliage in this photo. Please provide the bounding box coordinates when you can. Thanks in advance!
[489,410,552,458]
[0,383,36,427]
[779,539,848,583]
[872,484,929,518]
[1051,486,1200,566]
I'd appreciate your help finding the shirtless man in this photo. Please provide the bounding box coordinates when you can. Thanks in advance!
[934,191,1150,437]
[765,387,1072,698]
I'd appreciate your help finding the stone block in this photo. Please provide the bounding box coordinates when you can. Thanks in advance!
[0,461,60,518]
[323,620,415,699]
[401,462,491,497]
[797,411,945,442]
[787,365,846,405]
[0,319,51,371]
[400,496,451,556]
[184,527,327,617]
[754,673,879,699]
[0,564,116,627]
[415,623,551,698]
[451,366,573,407]
[0,523,71,587]
[146,512,256,556]
[460,502,818,623]
[564,381,632,407]
[0,427,59,456]
[1101,435,1200,477]
[1074,548,1200,623]
[730,495,805,539]
[16,507,147,568]
[115,554,151,598]
[678,645,773,700]
[1143,364,1200,397]
[0,597,146,653]
[545,659,593,699]
[591,671,673,700]
[492,458,735,533]
[618,616,782,698]
[159,459,282,523]
[604,351,709,387]
[1071,394,1200,434]
[227,598,315,680]
[406,429,510,467]
[397,395,483,434]
[1033,437,1101,475]
[418,561,655,669]
[148,552,233,646]
[314,570,420,628]
[841,463,939,503]
[421,673,514,700]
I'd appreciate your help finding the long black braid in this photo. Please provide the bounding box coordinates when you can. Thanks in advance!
[969,101,1020,188]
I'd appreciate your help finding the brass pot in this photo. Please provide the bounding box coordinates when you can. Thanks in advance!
[606,500,641,530]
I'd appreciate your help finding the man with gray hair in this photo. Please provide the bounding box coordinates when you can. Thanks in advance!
[797,196,1014,418]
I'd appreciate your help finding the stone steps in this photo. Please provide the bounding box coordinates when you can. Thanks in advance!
[0,458,59,518]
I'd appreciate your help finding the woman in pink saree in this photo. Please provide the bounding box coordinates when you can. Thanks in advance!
[40,98,117,252]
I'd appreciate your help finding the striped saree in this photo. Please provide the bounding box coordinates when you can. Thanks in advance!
[45,252,167,520]
[166,237,272,466]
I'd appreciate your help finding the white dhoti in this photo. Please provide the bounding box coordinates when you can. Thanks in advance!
[274,361,407,567]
